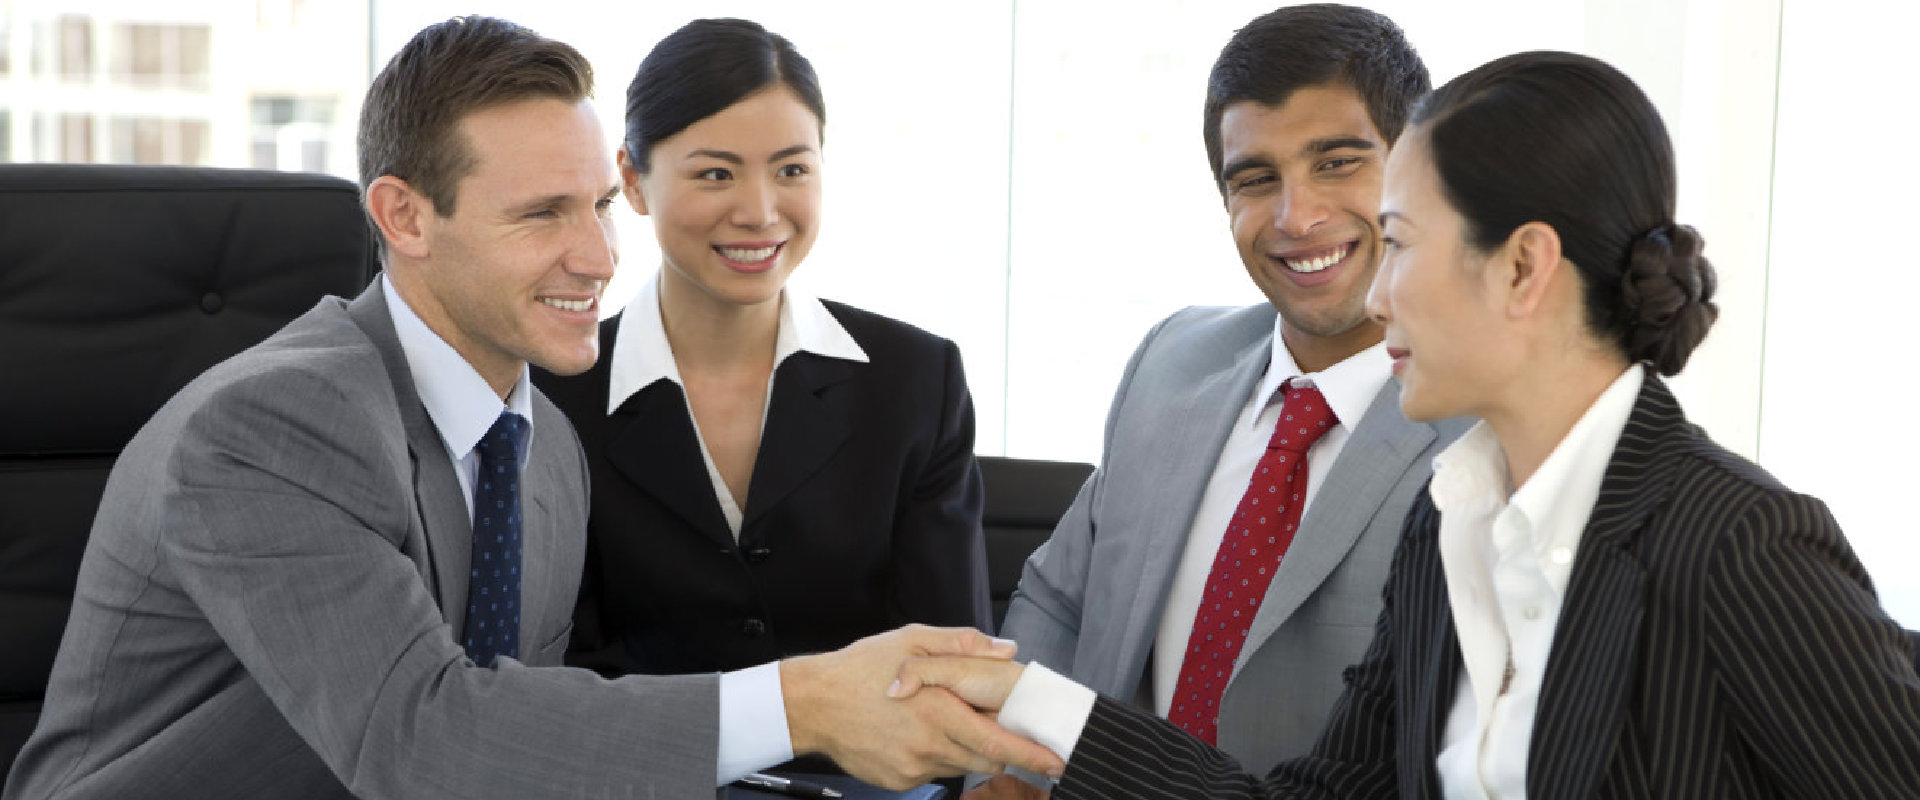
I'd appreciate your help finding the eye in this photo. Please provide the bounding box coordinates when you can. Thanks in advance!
[1232,174,1276,194]
[594,196,616,214]
[695,167,732,182]
[1381,235,1402,251]
[777,163,810,178]
[524,208,558,220]
[1317,156,1363,174]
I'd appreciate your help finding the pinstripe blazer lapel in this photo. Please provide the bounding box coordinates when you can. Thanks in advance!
[1527,368,1681,798]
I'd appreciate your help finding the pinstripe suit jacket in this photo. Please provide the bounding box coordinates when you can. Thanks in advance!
[1056,369,1920,799]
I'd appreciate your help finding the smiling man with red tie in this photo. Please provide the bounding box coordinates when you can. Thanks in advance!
[976,5,1469,797]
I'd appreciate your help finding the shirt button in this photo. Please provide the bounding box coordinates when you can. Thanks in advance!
[742,618,767,637]
[746,546,772,564]
[1523,605,1542,621]
[1550,546,1573,565]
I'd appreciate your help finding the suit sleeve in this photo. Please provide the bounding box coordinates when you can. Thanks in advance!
[998,312,1174,672]
[1052,498,1428,800]
[1704,491,1920,797]
[160,366,722,799]
[888,337,994,631]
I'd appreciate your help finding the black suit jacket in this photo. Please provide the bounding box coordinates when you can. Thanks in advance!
[535,299,990,676]
[1058,369,1920,799]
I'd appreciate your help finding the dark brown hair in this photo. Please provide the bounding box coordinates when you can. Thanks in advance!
[1413,51,1717,375]
[357,16,593,216]
[623,18,824,173]
[1203,4,1429,194]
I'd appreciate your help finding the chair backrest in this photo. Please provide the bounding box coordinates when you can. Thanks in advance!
[0,164,376,776]
[976,456,1094,630]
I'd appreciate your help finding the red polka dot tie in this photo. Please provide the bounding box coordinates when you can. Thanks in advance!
[1166,380,1337,744]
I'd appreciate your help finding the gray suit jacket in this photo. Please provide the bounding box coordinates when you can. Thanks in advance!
[4,283,719,800]
[1000,304,1468,774]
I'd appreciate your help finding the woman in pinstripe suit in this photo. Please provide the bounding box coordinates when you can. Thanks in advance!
[908,50,1920,799]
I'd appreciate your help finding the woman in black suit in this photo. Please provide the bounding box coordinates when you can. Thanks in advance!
[536,18,989,684]
[911,51,1920,799]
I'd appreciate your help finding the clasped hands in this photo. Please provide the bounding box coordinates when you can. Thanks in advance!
[778,624,1049,791]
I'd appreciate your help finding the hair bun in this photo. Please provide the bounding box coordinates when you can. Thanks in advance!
[1619,223,1718,375]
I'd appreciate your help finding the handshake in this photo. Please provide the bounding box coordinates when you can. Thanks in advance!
[778,624,1055,794]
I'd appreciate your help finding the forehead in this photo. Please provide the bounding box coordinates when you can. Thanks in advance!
[453,98,613,202]
[652,86,822,156]
[1381,129,1437,210]
[1218,82,1383,159]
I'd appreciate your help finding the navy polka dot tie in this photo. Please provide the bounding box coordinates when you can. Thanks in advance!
[462,411,527,667]
[1166,380,1336,744]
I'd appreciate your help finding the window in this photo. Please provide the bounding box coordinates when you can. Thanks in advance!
[111,22,213,90]
[110,117,210,165]
[250,95,336,172]
[36,113,92,162]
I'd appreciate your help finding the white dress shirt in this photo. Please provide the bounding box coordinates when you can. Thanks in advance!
[1152,322,1388,715]
[383,276,790,785]
[997,323,1389,765]
[605,272,868,537]
[1430,365,1640,800]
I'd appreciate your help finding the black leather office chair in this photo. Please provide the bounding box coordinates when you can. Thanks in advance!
[976,456,1094,630]
[0,164,376,776]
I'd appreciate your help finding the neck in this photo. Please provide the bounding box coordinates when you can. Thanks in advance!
[656,268,781,371]
[1482,349,1632,491]
[385,265,519,401]
[1282,319,1383,375]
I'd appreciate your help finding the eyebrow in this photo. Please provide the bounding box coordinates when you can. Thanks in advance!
[1219,135,1378,184]
[684,144,817,165]
[1219,155,1274,185]
[502,184,620,218]
[1306,135,1378,155]
[1378,210,1411,227]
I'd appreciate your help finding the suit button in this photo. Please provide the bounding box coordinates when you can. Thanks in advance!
[746,546,772,564]
[742,618,767,637]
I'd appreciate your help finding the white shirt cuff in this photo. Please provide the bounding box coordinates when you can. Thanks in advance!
[995,661,1095,777]
[716,661,794,785]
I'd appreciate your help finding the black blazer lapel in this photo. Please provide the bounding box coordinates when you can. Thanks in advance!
[605,380,734,546]
[1398,507,1463,800]
[743,352,857,528]
[1527,369,1687,798]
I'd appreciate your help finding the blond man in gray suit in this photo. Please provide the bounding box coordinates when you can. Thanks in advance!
[3,16,1058,800]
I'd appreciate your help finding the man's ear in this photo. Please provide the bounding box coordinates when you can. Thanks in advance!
[616,148,649,217]
[1502,221,1566,320]
[366,175,433,260]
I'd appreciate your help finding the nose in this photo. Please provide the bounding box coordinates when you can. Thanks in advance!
[730,175,779,230]
[565,210,617,282]
[1273,181,1330,239]
[1364,260,1392,325]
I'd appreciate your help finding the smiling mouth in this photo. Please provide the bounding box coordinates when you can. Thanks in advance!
[715,243,782,262]
[540,296,594,312]
[1278,241,1353,274]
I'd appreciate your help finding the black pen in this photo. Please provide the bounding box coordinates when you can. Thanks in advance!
[734,771,844,799]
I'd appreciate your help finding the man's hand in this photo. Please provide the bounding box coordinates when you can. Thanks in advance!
[781,625,1064,790]
[960,773,1051,799]
[888,653,1027,712]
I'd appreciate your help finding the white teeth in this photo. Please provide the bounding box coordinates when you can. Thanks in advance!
[1283,244,1350,273]
[541,297,592,312]
[718,245,779,262]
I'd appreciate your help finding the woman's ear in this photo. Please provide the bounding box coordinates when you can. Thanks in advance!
[1502,221,1565,320]
[365,175,432,261]
[616,148,649,216]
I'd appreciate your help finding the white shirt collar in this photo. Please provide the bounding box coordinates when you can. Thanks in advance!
[381,275,534,464]
[1252,313,1390,430]
[1429,365,1644,572]
[605,272,869,415]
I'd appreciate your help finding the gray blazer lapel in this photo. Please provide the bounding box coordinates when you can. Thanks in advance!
[1232,380,1435,682]
[1103,328,1272,692]
[346,282,474,635]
